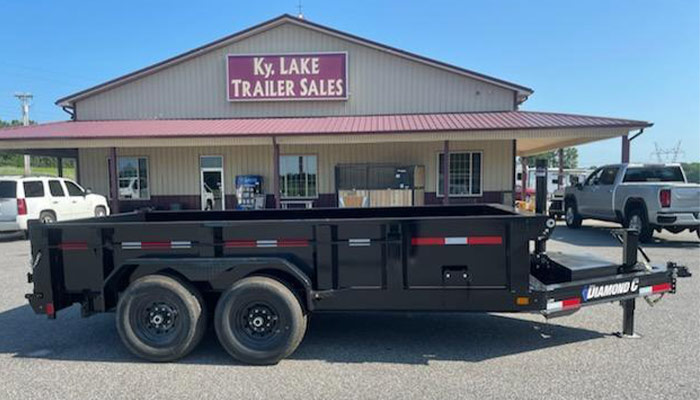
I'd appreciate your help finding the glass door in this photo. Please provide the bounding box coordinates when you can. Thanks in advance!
[200,156,224,210]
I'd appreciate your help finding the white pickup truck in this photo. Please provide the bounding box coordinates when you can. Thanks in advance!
[564,163,700,242]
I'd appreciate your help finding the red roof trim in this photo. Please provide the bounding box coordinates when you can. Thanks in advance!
[0,111,652,142]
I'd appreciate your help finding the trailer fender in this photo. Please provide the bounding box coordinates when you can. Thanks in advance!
[104,257,314,311]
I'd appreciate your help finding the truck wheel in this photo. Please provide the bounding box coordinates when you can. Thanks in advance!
[214,276,307,365]
[116,275,207,362]
[565,203,582,228]
[94,206,107,217]
[39,211,56,224]
[625,209,653,243]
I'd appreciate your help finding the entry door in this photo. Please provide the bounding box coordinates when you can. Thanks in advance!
[576,168,603,217]
[46,179,72,220]
[200,156,224,210]
[590,166,619,219]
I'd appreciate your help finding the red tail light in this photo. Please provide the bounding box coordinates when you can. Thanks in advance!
[17,198,27,215]
[659,189,671,208]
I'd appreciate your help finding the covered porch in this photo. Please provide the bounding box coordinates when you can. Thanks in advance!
[0,111,651,212]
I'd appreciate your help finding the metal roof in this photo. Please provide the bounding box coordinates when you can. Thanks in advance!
[0,111,651,141]
[56,14,533,107]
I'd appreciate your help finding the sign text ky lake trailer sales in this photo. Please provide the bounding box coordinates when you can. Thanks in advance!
[227,53,347,101]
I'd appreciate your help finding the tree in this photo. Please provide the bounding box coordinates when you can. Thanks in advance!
[682,162,700,183]
[525,148,578,169]
[0,119,53,168]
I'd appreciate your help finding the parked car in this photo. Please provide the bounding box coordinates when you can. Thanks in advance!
[564,163,700,242]
[0,176,110,238]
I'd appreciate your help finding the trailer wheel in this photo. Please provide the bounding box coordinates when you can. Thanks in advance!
[116,275,207,362]
[214,276,307,365]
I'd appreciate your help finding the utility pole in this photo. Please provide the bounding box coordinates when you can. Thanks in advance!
[14,92,33,175]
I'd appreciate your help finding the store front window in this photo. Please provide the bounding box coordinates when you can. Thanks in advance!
[116,157,149,200]
[280,155,317,198]
[437,152,482,196]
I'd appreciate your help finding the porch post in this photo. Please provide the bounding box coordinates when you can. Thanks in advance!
[521,157,528,200]
[442,140,450,205]
[57,157,63,178]
[621,135,630,163]
[75,155,81,184]
[109,147,120,214]
[557,148,564,189]
[273,137,280,209]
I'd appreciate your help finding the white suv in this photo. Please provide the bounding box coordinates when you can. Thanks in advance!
[0,176,110,237]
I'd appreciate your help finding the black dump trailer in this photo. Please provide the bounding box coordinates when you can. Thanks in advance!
[25,204,688,364]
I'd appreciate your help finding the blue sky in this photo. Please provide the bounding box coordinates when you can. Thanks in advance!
[0,0,697,166]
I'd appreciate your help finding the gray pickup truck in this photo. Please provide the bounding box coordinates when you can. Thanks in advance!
[564,163,700,242]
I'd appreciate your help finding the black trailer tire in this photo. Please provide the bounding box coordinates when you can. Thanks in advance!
[564,202,582,228]
[214,276,307,365]
[116,275,207,362]
[624,208,653,243]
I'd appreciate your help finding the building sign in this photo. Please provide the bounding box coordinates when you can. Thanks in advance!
[227,52,347,101]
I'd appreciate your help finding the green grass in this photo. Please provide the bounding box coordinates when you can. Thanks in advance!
[0,166,76,180]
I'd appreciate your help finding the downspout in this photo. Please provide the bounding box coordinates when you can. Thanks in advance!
[622,128,645,163]
[61,106,76,121]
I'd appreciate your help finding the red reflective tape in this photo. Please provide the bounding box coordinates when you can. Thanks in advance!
[562,298,581,309]
[411,237,445,246]
[468,236,503,245]
[652,283,672,293]
[140,242,172,249]
[225,240,257,248]
[44,302,55,315]
[277,239,309,247]
[58,242,88,251]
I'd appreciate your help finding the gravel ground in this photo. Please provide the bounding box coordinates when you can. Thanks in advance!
[0,221,698,399]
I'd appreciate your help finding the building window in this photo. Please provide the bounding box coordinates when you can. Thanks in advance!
[280,155,317,198]
[117,157,149,200]
[437,152,482,196]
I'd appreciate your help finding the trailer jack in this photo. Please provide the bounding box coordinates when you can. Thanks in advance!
[615,298,641,339]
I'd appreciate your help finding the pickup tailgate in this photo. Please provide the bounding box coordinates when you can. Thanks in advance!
[0,180,18,222]
[671,184,700,211]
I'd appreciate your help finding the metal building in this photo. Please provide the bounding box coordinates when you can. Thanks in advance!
[0,15,650,212]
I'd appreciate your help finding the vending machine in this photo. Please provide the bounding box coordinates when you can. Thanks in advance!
[235,175,265,210]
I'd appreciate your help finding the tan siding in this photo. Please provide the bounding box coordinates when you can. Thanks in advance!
[75,22,515,120]
[78,141,512,200]
[78,148,109,196]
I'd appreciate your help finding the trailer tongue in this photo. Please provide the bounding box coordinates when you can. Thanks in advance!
[25,203,689,364]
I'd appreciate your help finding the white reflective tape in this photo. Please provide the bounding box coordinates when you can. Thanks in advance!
[638,286,652,296]
[256,240,278,248]
[349,238,371,247]
[170,241,192,249]
[444,237,468,245]
[121,242,142,250]
[546,301,563,311]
